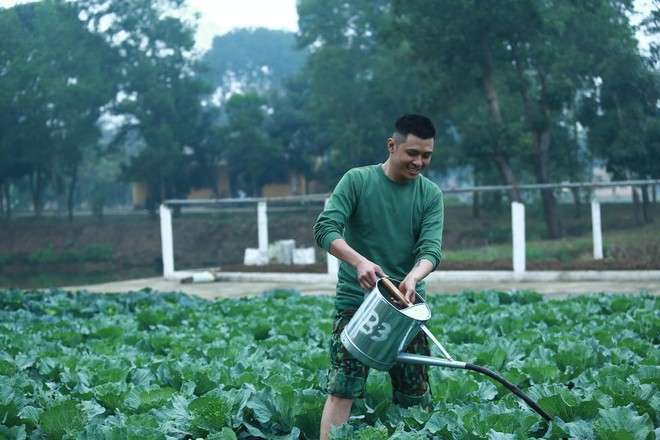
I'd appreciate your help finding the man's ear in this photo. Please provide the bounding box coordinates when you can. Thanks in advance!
[387,137,396,153]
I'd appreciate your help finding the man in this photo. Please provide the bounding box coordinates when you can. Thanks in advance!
[313,113,444,439]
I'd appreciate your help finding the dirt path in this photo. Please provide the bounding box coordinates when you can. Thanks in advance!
[63,270,660,300]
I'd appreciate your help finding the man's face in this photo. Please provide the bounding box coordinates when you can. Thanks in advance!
[387,134,434,183]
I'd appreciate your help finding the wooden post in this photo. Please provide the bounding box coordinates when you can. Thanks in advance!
[159,204,175,279]
[511,202,526,274]
[258,201,268,259]
[591,200,603,259]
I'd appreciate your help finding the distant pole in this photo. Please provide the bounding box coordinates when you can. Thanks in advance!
[160,204,175,279]
[325,197,339,275]
[591,200,603,259]
[258,201,268,258]
[511,202,526,274]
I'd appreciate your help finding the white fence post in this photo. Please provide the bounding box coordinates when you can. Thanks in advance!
[159,204,175,279]
[325,197,339,275]
[591,199,604,260]
[511,202,526,274]
[258,201,269,258]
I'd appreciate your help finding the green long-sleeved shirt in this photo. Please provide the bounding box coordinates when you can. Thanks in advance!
[314,164,444,310]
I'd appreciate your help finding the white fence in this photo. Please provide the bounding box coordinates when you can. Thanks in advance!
[159,180,658,280]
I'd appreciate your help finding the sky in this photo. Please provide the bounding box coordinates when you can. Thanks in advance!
[0,0,655,52]
[184,0,298,50]
[0,0,300,51]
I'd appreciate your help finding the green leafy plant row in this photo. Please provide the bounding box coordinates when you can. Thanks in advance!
[0,288,657,439]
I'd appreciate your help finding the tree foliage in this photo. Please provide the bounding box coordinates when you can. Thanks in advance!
[203,28,307,99]
[73,0,217,215]
[294,0,658,236]
[0,0,220,217]
[292,0,443,185]
[218,93,286,197]
[0,1,118,218]
[0,0,656,231]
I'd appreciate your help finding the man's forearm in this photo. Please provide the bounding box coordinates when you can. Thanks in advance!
[398,258,436,302]
[408,259,435,283]
[328,238,365,268]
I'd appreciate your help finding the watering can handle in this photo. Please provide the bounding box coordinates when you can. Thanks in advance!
[380,277,413,307]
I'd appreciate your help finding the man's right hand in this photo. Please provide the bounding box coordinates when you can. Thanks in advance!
[355,259,387,292]
[329,238,387,291]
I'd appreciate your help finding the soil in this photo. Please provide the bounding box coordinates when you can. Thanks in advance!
[1,210,657,286]
[219,259,658,273]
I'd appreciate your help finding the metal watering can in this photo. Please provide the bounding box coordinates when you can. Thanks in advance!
[341,278,553,422]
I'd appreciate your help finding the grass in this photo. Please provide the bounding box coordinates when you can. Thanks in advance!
[1,243,115,265]
[0,266,161,290]
[1,201,658,287]
[444,219,660,263]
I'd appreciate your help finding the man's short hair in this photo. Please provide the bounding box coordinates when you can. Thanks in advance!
[394,114,436,142]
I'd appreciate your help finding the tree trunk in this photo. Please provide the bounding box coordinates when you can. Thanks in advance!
[1,183,10,218]
[632,186,642,225]
[67,164,78,223]
[570,187,582,219]
[641,185,653,224]
[54,175,65,216]
[480,35,521,203]
[29,170,45,218]
[533,127,563,238]
[147,181,158,220]
[493,156,521,202]
[511,46,562,239]
[472,191,480,219]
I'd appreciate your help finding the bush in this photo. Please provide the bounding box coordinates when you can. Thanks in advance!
[23,243,114,265]
[72,243,114,262]
[27,244,57,264]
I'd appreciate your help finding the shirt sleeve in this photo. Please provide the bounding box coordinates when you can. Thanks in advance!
[313,171,359,251]
[414,189,444,270]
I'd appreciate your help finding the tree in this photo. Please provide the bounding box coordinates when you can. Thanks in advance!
[204,28,313,194]
[388,0,643,238]
[117,57,215,211]
[0,7,31,216]
[73,0,217,215]
[295,0,437,186]
[0,1,118,218]
[203,28,306,100]
[579,44,660,223]
[44,3,118,220]
[219,93,286,196]
[266,74,317,186]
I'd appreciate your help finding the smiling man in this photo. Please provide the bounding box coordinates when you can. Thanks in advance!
[313,113,444,439]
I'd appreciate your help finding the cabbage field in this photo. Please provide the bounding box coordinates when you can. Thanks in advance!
[0,287,658,439]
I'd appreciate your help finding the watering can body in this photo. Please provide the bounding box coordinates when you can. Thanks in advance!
[340,278,431,371]
[339,279,554,422]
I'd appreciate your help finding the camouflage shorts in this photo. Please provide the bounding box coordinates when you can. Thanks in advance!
[326,309,432,408]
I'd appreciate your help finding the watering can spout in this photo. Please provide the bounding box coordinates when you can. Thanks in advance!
[396,353,552,422]
[342,278,553,422]
[396,353,466,369]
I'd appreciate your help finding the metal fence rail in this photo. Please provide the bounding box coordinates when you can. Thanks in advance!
[159,179,658,279]
[162,179,659,207]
